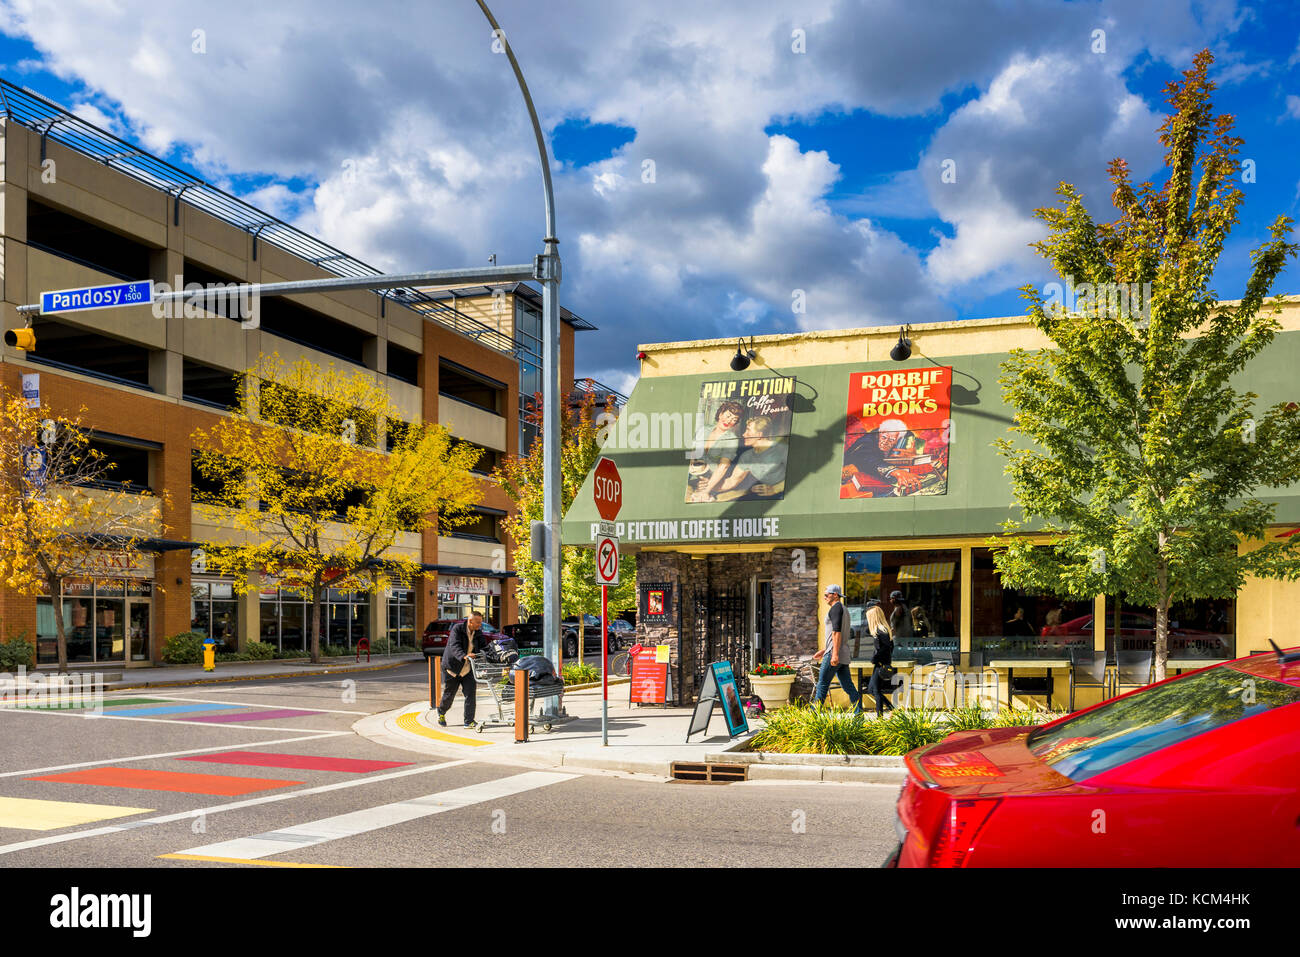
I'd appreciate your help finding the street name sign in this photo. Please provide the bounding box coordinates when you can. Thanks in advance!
[42,281,153,315]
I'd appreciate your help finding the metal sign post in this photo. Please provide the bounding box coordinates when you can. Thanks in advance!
[596,528,620,745]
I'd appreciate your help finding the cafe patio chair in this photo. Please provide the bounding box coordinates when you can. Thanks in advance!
[1069,648,1112,711]
[918,652,954,709]
[1115,650,1154,695]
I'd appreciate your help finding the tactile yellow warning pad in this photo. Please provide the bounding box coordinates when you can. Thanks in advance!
[395,711,492,747]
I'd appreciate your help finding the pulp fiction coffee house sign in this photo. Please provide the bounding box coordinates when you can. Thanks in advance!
[578,365,953,546]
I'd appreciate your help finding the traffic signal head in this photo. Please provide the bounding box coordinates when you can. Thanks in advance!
[4,328,35,350]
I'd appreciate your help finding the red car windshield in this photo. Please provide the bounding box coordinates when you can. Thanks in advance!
[1028,666,1300,781]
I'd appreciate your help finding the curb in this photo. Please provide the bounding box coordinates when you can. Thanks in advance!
[561,677,631,692]
[704,750,905,768]
[107,659,415,690]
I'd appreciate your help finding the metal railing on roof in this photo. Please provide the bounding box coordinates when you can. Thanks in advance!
[0,78,539,364]
[571,377,628,406]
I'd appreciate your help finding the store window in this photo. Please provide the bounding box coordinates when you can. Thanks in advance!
[387,587,416,650]
[971,548,1094,659]
[191,579,239,652]
[1103,594,1234,660]
[843,550,960,660]
[37,578,151,665]
[259,585,307,653]
[437,592,501,627]
[326,588,370,648]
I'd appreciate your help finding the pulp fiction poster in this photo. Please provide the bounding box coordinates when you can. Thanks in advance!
[841,366,951,498]
[686,376,796,504]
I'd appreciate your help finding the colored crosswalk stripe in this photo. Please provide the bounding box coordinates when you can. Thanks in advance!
[395,710,491,746]
[186,709,322,724]
[179,752,411,773]
[28,767,301,796]
[168,770,575,861]
[9,697,172,711]
[99,703,246,718]
[0,796,153,831]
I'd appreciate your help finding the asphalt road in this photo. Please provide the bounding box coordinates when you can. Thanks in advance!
[0,664,900,868]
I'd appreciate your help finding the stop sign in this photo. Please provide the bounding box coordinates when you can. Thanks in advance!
[593,456,622,521]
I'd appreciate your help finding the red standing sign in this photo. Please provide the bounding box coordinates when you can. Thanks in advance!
[592,457,623,745]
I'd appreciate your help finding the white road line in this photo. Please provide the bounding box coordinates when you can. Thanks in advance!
[175,771,576,860]
[0,708,339,733]
[0,759,473,857]
[142,693,370,715]
[0,731,347,779]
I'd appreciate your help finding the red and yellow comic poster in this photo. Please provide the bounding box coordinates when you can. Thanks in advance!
[840,366,952,499]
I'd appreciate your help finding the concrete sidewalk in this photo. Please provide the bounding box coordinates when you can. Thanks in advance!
[26,653,425,690]
[355,684,907,785]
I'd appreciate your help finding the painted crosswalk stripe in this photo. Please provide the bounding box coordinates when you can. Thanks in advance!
[187,709,321,724]
[101,703,245,718]
[166,770,575,861]
[0,759,468,857]
[29,767,302,796]
[179,752,411,773]
[0,796,153,831]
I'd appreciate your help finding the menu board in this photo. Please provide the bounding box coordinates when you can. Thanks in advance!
[629,644,669,704]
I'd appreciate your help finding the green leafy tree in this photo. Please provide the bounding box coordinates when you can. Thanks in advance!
[993,49,1300,682]
[497,392,637,620]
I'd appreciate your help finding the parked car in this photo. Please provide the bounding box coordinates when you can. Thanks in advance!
[501,614,627,658]
[420,619,501,658]
[500,616,545,654]
[607,618,636,650]
[886,646,1300,867]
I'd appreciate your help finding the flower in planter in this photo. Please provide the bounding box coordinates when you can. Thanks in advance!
[750,663,797,677]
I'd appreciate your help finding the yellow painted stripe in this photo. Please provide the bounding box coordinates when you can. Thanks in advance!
[0,796,153,831]
[158,853,340,868]
[395,711,492,747]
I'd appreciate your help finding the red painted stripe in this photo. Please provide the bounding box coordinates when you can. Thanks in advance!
[178,752,413,773]
[28,767,302,796]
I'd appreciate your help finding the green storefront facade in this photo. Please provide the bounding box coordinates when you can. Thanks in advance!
[563,306,1300,708]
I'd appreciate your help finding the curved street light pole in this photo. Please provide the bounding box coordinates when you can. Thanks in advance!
[475,1,565,691]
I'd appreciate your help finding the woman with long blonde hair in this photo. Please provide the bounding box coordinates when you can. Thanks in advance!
[865,601,895,717]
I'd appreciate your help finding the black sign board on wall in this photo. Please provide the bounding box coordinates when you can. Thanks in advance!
[641,582,673,624]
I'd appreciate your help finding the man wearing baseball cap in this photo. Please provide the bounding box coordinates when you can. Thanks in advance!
[812,584,863,714]
[889,589,914,640]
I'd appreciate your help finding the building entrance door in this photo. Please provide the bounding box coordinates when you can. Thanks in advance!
[128,599,150,662]
[756,580,772,664]
[692,586,749,694]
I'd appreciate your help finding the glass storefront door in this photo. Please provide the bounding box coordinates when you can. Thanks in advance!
[36,578,152,666]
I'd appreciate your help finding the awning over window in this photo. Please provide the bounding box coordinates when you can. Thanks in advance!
[897,562,955,583]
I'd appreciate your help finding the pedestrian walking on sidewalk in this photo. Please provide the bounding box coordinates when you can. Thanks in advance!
[437,612,486,728]
[812,584,863,714]
[865,601,896,718]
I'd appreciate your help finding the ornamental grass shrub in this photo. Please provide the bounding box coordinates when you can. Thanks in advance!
[749,703,1067,755]
[562,662,600,685]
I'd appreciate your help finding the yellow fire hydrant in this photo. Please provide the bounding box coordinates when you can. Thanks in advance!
[202,638,217,672]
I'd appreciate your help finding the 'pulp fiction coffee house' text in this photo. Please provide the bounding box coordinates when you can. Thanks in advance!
[563,302,1300,709]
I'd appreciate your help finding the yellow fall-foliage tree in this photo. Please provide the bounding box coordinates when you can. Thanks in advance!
[0,384,165,670]
[191,355,482,663]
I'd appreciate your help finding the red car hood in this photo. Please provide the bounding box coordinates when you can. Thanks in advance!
[906,727,1080,798]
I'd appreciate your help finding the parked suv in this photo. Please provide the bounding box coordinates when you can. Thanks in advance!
[502,614,624,658]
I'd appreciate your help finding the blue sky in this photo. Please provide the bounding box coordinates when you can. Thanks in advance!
[1,0,1298,391]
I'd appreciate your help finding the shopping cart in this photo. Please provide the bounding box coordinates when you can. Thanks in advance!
[469,649,564,733]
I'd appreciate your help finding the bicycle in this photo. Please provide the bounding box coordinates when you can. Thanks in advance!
[610,649,632,678]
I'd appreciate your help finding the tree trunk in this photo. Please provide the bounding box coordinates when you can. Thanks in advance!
[1154,558,1169,683]
[310,574,323,664]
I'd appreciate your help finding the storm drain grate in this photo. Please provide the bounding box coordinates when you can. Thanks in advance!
[670,761,748,783]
